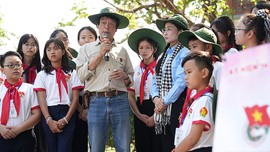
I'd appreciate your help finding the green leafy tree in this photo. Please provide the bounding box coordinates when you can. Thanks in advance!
[0,11,17,49]
[54,0,261,30]
[104,0,258,25]
[56,1,89,28]
[0,13,8,46]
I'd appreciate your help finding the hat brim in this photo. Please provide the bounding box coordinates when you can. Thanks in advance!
[156,19,189,32]
[178,31,223,58]
[212,44,223,59]
[128,28,166,57]
[178,31,194,49]
[88,13,129,29]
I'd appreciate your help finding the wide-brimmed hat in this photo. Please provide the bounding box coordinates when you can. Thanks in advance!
[88,7,129,29]
[178,27,222,58]
[156,14,189,31]
[128,28,166,57]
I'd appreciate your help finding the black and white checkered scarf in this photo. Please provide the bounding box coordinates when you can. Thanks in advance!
[154,43,183,134]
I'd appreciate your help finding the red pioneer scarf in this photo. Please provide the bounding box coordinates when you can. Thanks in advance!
[180,86,213,126]
[55,68,68,102]
[23,63,36,84]
[139,60,156,105]
[1,78,23,125]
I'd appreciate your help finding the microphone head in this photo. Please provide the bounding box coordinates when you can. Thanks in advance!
[102,32,109,38]
[102,32,110,61]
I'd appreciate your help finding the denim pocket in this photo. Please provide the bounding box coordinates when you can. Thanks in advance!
[89,96,97,104]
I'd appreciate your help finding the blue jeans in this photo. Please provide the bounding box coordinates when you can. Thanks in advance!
[88,92,131,152]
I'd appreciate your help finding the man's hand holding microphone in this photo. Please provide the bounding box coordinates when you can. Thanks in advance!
[101,32,111,61]
[100,32,130,82]
[87,32,112,70]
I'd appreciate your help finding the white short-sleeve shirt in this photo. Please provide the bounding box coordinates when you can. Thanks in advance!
[0,83,39,127]
[225,48,238,55]
[210,61,223,90]
[179,91,214,151]
[34,70,84,106]
[129,65,155,100]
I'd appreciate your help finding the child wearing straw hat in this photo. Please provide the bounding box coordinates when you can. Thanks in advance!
[128,28,166,152]
[178,27,223,90]
[178,27,223,122]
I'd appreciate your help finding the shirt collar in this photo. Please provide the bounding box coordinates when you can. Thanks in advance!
[95,36,116,46]
[166,43,178,54]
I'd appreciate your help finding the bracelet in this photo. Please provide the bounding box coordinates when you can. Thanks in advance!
[46,117,52,124]
[63,117,69,124]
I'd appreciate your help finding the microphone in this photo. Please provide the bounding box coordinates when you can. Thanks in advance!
[102,32,110,61]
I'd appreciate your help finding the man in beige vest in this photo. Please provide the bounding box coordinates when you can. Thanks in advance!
[76,7,134,152]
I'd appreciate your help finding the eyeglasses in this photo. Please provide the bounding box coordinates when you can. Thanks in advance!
[99,21,117,28]
[3,64,23,69]
[235,28,247,33]
[161,27,175,33]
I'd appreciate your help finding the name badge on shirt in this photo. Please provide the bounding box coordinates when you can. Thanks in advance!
[144,88,150,100]
[174,127,183,146]
[9,100,18,118]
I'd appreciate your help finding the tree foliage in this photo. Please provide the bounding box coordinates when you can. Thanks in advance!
[56,1,89,28]
[104,0,258,25]
[53,0,260,30]
[0,11,17,48]
[0,13,8,46]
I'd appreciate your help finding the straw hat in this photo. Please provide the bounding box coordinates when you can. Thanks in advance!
[88,7,129,29]
[178,27,222,58]
[128,28,166,57]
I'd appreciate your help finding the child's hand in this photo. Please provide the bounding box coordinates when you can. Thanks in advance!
[6,126,21,138]
[138,113,149,124]
[0,125,16,139]
[48,120,62,133]
[146,116,155,127]
[57,118,68,130]
[171,148,175,152]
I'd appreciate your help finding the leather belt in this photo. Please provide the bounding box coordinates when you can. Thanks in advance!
[89,90,125,97]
